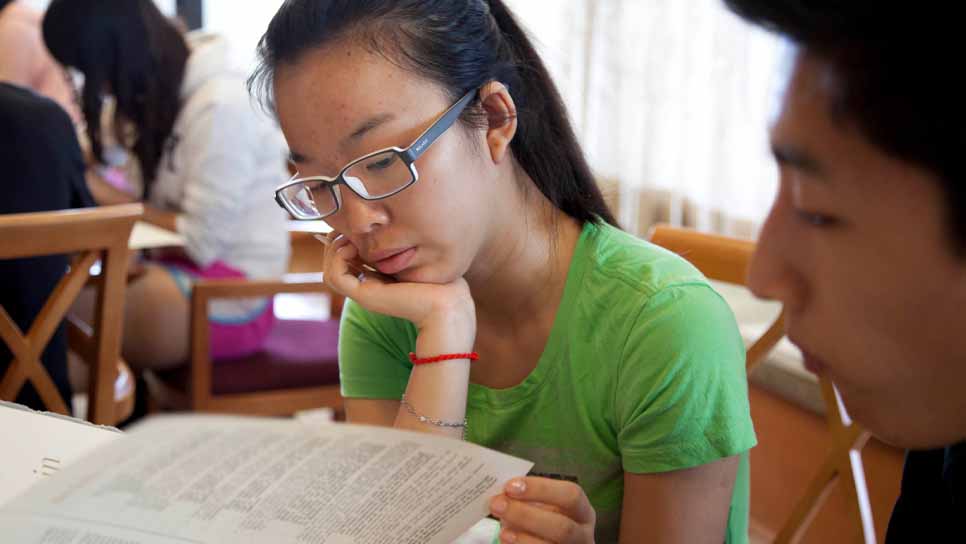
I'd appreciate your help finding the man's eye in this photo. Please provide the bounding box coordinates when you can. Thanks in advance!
[796,210,839,227]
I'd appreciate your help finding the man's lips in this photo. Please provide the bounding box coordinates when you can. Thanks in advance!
[787,331,823,375]
[794,342,827,375]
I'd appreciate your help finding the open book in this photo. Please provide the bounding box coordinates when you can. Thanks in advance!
[0,402,532,543]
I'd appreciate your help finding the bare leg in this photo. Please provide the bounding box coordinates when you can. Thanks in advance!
[119,264,190,370]
[70,263,190,375]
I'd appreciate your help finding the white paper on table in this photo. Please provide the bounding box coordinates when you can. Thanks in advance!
[452,518,501,544]
[0,402,122,508]
[0,413,532,544]
[128,221,186,250]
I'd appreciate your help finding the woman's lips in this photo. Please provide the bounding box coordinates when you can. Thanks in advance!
[372,247,416,275]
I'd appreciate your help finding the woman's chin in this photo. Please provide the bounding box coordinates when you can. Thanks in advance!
[395,266,457,285]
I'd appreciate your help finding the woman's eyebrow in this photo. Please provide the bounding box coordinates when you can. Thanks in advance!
[288,112,397,165]
[342,113,395,147]
[288,150,308,164]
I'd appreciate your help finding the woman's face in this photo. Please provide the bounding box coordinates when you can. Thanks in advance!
[273,42,498,284]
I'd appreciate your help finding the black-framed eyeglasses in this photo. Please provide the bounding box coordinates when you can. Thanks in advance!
[275,88,478,221]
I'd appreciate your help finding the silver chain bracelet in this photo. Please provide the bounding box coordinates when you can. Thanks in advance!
[400,394,467,432]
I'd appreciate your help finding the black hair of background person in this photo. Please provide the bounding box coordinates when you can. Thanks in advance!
[722,2,966,542]
[175,0,203,31]
[0,83,94,412]
[42,0,189,199]
[723,1,965,255]
[248,0,617,229]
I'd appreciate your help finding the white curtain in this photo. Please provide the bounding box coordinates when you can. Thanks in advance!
[506,0,788,237]
[203,0,285,70]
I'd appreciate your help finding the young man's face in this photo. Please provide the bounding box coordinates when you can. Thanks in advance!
[748,52,966,449]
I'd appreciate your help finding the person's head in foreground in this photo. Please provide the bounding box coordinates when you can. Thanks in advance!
[726,0,966,450]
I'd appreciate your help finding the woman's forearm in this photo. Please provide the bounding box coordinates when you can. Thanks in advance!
[393,307,476,439]
[395,359,471,439]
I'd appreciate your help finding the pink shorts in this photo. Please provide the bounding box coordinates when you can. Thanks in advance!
[156,258,275,361]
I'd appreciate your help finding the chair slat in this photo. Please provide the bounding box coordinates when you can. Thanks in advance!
[0,204,141,259]
[0,205,141,424]
[26,251,97,354]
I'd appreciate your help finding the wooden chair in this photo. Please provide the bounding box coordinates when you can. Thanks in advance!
[146,231,345,418]
[0,204,141,425]
[647,224,875,544]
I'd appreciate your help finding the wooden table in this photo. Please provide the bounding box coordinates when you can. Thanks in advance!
[128,221,185,250]
[286,220,333,234]
[128,220,332,251]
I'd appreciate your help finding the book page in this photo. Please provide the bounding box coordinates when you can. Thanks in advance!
[0,414,532,544]
[0,402,122,508]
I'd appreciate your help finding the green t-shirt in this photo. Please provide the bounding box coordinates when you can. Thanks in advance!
[339,221,756,543]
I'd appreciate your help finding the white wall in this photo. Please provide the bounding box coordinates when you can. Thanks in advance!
[202,0,284,71]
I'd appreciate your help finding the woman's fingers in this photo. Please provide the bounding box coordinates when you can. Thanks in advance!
[316,232,474,329]
[318,233,423,317]
[321,234,362,293]
[498,530,552,544]
[489,478,596,544]
[491,497,585,544]
[320,234,395,289]
[505,478,595,525]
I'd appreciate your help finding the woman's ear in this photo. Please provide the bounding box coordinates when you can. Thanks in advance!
[479,81,517,164]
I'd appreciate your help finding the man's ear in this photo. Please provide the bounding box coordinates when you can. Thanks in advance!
[479,81,517,163]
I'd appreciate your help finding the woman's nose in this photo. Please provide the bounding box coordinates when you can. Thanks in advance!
[336,185,389,236]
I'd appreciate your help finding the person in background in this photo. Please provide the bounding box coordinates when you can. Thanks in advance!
[0,82,93,412]
[0,0,139,205]
[41,0,290,371]
[252,1,755,542]
[0,0,79,122]
[723,1,965,541]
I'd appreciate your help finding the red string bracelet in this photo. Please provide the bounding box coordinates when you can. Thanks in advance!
[409,352,480,365]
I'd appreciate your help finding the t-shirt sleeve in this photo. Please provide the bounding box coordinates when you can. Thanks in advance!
[616,283,756,474]
[338,298,418,400]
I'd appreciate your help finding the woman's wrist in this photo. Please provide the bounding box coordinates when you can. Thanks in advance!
[415,303,476,357]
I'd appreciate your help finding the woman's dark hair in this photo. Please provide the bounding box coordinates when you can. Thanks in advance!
[42,0,189,197]
[249,0,617,227]
[725,1,966,255]
[0,1,14,14]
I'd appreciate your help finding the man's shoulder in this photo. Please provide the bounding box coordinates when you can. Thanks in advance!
[885,441,965,542]
[0,83,73,136]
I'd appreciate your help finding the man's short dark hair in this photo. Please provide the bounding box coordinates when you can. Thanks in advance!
[724,1,965,254]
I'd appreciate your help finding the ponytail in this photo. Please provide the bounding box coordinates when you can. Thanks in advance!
[484,0,617,226]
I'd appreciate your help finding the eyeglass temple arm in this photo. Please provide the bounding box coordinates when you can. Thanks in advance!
[402,88,478,163]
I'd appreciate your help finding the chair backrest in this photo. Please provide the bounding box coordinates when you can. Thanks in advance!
[0,204,141,424]
[646,224,875,544]
[163,274,343,417]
